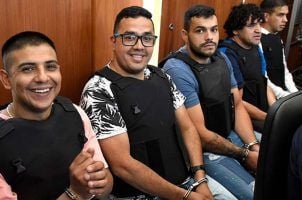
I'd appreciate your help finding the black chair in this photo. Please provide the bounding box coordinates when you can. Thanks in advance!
[254,91,302,200]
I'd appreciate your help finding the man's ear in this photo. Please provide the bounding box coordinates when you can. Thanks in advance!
[181,29,189,44]
[111,36,116,50]
[233,30,239,36]
[0,69,12,90]
[263,12,269,22]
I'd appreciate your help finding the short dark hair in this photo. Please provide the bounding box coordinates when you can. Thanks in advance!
[260,0,287,13]
[2,31,56,71]
[224,3,263,37]
[184,4,216,31]
[113,6,153,34]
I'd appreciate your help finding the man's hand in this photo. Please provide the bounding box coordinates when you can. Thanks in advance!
[195,183,213,200]
[69,148,108,199]
[245,150,258,172]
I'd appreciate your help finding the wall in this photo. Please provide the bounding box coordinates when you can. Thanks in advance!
[0,0,142,105]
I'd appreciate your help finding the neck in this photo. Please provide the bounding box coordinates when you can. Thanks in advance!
[10,102,52,120]
[261,24,275,33]
[186,46,211,64]
[109,60,145,80]
[232,37,252,49]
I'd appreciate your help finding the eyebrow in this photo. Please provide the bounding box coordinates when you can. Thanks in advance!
[194,25,218,29]
[17,60,58,68]
[123,31,153,35]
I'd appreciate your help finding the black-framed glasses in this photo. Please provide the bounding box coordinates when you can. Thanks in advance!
[114,33,158,47]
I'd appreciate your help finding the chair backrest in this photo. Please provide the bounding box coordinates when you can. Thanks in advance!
[254,91,302,200]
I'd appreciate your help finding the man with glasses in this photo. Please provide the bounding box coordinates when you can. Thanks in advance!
[80,5,236,200]
[219,3,276,132]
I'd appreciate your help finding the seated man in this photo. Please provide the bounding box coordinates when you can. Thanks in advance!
[161,4,259,200]
[0,31,113,200]
[81,5,236,200]
[219,3,276,132]
[260,0,298,99]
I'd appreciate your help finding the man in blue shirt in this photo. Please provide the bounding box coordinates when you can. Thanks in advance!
[162,4,260,200]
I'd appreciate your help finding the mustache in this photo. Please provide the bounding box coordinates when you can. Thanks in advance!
[200,41,217,47]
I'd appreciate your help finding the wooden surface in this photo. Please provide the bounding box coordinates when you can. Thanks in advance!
[0,0,142,105]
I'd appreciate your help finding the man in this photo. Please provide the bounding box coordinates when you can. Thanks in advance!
[219,3,276,131]
[161,5,259,200]
[80,6,236,200]
[0,31,113,200]
[260,0,298,99]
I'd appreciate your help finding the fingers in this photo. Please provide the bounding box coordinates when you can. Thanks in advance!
[70,149,94,169]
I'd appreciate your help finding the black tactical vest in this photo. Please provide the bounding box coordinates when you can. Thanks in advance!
[261,33,286,90]
[159,52,235,138]
[219,41,268,112]
[0,97,86,200]
[95,66,188,197]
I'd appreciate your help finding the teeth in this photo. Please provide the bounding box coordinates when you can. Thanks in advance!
[33,88,50,93]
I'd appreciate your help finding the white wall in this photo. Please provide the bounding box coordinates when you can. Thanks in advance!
[143,0,162,66]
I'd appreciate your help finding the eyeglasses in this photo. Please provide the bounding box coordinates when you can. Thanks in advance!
[114,33,158,47]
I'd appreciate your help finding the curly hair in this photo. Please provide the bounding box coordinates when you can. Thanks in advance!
[224,3,263,37]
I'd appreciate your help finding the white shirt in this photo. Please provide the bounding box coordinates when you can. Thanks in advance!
[259,27,298,99]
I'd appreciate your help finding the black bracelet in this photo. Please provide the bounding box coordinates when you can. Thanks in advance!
[190,165,206,175]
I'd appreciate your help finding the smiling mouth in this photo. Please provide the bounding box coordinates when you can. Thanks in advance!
[31,88,51,94]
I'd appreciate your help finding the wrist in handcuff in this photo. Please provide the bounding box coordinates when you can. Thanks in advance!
[183,177,208,200]
[243,140,260,150]
[65,187,95,200]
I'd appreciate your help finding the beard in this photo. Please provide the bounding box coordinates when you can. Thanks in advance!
[188,39,217,59]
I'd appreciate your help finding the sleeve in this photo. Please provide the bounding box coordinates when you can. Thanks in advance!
[74,105,108,168]
[219,52,238,88]
[283,49,298,93]
[161,70,186,110]
[267,78,290,99]
[219,48,244,89]
[80,75,127,140]
[162,58,200,108]
[0,174,17,200]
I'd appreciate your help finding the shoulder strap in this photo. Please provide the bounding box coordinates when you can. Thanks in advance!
[158,51,201,71]
[0,118,14,138]
[54,96,76,112]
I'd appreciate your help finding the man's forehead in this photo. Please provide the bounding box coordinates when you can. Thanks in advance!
[272,6,288,14]
[190,16,218,27]
[118,17,154,30]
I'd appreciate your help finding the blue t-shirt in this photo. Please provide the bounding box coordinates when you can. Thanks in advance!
[162,46,237,108]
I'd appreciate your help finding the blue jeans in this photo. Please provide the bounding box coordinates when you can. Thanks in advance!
[203,131,261,200]
[108,175,237,200]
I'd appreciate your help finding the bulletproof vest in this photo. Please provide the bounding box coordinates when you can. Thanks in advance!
[95,66,188,197]
[159,52,235,138]
[261,33,286,89]
[220,41,268,111]
[0,96,86,200]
